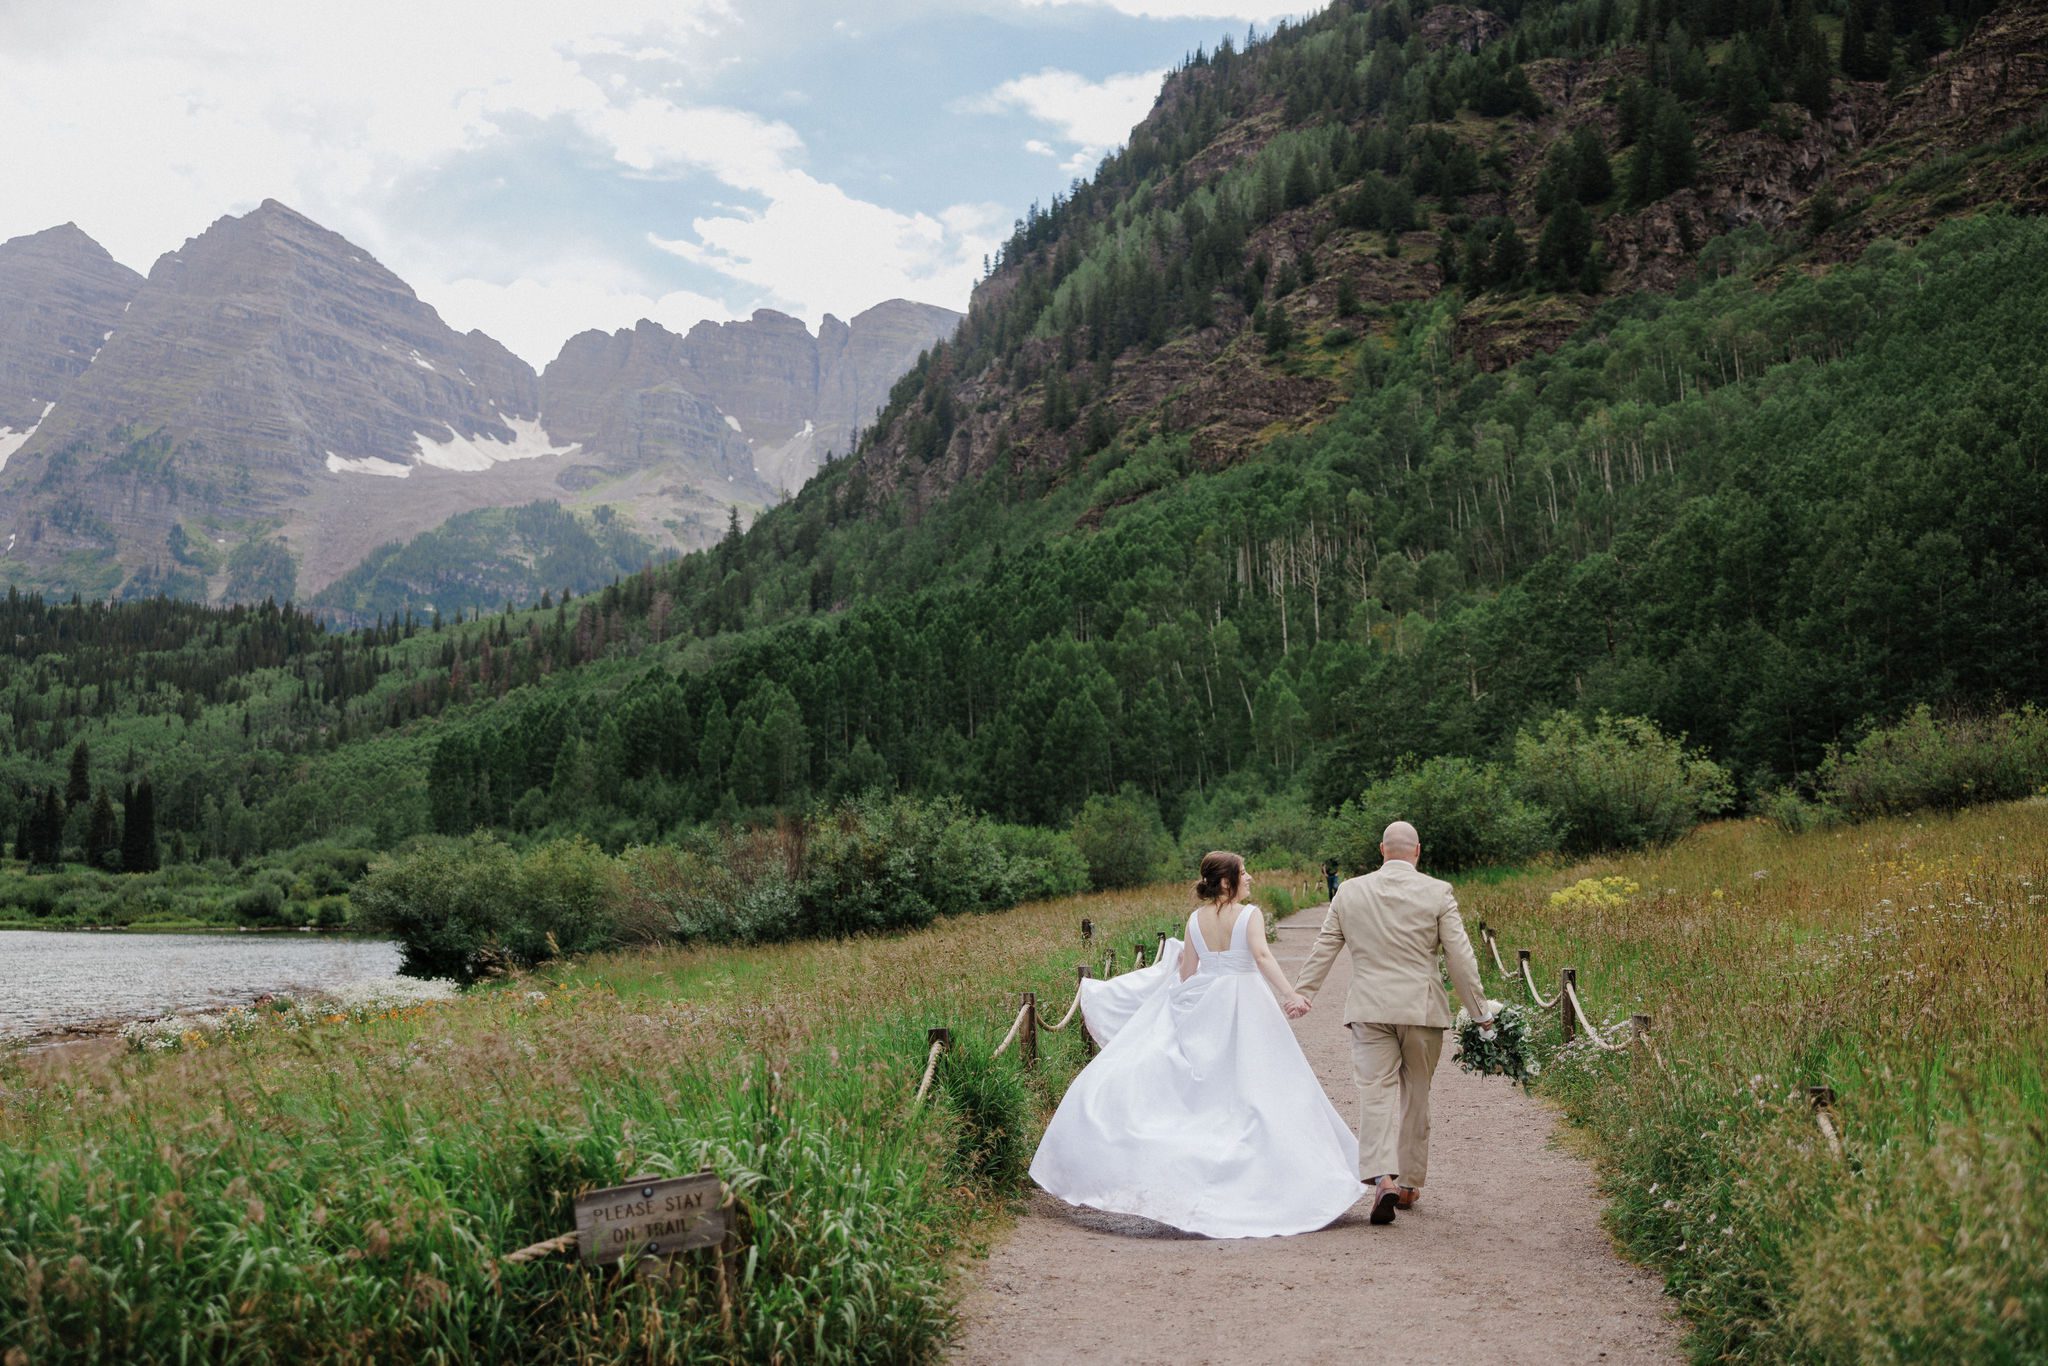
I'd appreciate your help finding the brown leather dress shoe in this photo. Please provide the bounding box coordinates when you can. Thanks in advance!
[1368,1184,1399,1225]
[1395,1187,1420,1210]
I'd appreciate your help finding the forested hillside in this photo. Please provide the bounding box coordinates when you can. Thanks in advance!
[844,0,2044,495]
[1,0,2045,924]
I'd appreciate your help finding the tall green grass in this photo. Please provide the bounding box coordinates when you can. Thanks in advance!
[1467,802,2048,1362]
[0,883,1186,1362]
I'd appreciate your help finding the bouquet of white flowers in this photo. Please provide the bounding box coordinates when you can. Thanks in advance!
[1454,999,1538,1086]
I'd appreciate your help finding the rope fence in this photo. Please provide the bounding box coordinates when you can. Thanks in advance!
[1477,919,1847,1161]
[914,909,1852,1166]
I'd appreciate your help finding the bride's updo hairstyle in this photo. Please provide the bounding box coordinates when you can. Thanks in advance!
[1195,851,1246,903]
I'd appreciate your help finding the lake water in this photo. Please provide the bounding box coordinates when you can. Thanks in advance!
[0,931,406,1041]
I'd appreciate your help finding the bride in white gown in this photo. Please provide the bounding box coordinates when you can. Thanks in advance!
[1030,852,1364,1238]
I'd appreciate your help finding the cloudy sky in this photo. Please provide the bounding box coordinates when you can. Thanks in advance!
[1,0,1314,365]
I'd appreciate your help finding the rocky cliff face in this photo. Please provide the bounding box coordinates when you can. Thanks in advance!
[540,300,959,498]
[0,225,142,465]
[0,201,570,598]
[0,201,958,602]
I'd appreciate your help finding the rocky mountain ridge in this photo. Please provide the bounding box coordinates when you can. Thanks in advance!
[846,1,2048,509]
[0,202,958,603]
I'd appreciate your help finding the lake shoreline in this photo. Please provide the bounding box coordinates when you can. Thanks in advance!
[1,929,409,1048]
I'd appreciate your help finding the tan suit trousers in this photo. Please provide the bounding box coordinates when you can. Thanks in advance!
[1348,1021,1443,1186]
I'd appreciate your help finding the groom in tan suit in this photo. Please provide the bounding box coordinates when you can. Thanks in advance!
[1291,820,1493,1225]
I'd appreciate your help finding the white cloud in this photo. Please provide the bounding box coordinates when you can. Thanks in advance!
[969,66,1163,182]
[1017,0,1310,17]
[974,67,1164,150]
[0,0,733,269]
[0,0,1175,365]
[651,178,1003,327]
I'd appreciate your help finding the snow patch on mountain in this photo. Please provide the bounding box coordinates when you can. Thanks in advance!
[410,416,579,472]
[0,401,55,472]
[325,452,412,478]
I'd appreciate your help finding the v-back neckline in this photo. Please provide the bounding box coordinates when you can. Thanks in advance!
[1195,902,1250,954]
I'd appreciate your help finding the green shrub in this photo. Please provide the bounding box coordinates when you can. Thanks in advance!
[986,823,1090,903]
[1818,704,2048,820]
[1176,784,1332,870]
[230,883,287,924]
[1758,786,1831,834]
[353,833,624,981]
[1070,787,1172,890]
[1512,712,1732,857]
[1334,755,1556,873]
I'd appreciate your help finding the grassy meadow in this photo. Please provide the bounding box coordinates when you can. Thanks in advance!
[0,867,1314,1364]
[1465,800,2048,1363]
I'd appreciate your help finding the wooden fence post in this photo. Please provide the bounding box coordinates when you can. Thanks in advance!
[927,1027,951,1050]
[1517,947,1533,986]
[1104,948,1116,977]
[1077,965,1095,1056]
[1021,992,1038,1071]
[1630,1012,1652,1043]
[1156,931,1167,961]
[1133,942,1147,970]
[1081,918,1093,943]
[1809,1085,1843,1159]
[1560,968,1578,1043]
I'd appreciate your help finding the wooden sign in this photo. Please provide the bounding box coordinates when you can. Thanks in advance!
[573,1171,727,1265]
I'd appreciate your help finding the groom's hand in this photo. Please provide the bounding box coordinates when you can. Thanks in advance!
[1284,993,1311,1018]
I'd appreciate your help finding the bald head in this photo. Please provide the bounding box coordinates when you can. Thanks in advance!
[1381,821,1420,862]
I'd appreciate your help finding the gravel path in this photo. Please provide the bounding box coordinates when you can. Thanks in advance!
[949,906,1684,1365]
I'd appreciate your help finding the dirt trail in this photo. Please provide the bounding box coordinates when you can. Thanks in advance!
[949,906,1683,1365]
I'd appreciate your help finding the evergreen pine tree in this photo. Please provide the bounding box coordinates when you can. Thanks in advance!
[1436,229,1462,284]
[1870,3,1897,83]
[1335,275,1362,316]
[65,740,91,808]
[85,789,118,869]
[1488,225,1529,288]
[1537,200,1595,288]
[1263,300,1294,355]
[1572,126,1615,202]
[35,788,64,867]
[121,777,160,873]
[1840,0,1871,78]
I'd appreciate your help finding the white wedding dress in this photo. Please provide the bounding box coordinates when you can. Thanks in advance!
[1030,903,1364,1238]
[1076,936,1184,1046]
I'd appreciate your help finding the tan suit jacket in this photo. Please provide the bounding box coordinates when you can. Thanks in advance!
[1293,859,1488,1028]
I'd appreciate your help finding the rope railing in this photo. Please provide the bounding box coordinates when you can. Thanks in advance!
[1038,986,1085,1031]
[914,922,1166,1098]
[1516,950,1557,1008]
[990,1000,1034,1059]
[1484,922,1851,1160]
[1563,979,1628,1052]
[1481,926,1511,978]
[911,1031,949,1106]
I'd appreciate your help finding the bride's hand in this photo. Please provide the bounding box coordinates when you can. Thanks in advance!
[1283,993,1310,1018]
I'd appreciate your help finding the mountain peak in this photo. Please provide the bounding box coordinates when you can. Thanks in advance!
[2,221,124,266]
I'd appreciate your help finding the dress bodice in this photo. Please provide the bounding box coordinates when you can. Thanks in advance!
[1187,903,1259,975]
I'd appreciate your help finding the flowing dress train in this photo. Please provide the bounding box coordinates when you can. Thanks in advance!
[1030,903,1363,1238]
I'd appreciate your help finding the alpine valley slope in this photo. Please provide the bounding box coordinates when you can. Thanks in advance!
[0,200,958,605]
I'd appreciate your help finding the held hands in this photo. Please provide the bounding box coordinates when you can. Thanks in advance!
[1283,993,1312,1019]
